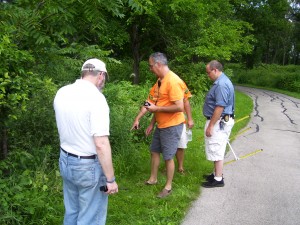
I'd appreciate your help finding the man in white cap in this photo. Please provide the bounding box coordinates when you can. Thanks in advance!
[54,58,118,225]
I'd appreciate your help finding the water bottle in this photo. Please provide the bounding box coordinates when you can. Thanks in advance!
[186,129,192,142]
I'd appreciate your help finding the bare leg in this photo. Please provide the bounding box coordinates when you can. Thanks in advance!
[164,158,175,190]
[214,160,223,177]
[176,148,185,172]
[147,152,160,183]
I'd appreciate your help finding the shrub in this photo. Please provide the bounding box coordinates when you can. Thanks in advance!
[0,146,63,225]
[231,64,300,92]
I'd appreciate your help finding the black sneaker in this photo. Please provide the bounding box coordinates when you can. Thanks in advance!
[203,173,214,182]
[202,178,225,188]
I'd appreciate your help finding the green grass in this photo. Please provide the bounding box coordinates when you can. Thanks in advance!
[106,90,253,225]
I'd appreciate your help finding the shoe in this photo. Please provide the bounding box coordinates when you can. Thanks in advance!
[202,178,225,188]
[144,180,157,185]
[203,173,214,182]
[157,188,172,198]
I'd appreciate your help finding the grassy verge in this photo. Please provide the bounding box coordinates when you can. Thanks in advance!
[107,90,253,225]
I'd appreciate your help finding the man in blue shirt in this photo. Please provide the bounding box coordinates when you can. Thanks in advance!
[202,60,235,188]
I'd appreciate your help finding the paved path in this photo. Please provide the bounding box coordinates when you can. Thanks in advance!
[181,86,300,225]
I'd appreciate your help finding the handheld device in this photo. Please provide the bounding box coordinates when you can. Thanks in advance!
[100,185,108,192]
[144,101,151,107]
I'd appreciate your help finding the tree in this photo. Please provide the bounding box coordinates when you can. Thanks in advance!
[116,0,254,84]
[0,0,125,158]
[234,0,298,67]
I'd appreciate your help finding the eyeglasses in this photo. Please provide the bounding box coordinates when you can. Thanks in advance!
[206,69,215,75]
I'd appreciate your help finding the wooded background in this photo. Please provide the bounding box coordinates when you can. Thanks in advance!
[0,1,299,224]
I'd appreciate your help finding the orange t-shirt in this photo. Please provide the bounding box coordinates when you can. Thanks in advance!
[184,83,192,100]
[147,71,187,128]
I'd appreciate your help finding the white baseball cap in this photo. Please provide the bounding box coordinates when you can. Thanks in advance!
[81,58,107,73]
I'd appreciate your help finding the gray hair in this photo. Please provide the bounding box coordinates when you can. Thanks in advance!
[150,52,168,65]
[81,70,100,78]
[208,60,223,72]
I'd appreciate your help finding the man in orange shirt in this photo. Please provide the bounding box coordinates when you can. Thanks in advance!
[132,52,186,198]
[146,85,194,174]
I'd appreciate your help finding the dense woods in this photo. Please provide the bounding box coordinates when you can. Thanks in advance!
[0,0,299,224]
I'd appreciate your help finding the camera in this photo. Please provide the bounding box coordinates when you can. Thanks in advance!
[144,101,151,107]
[100,185,108,192]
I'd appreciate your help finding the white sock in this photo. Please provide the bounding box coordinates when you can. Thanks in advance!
[214,176,222,181]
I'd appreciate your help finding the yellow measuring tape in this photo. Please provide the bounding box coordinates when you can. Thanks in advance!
[235,115,250,124]
[224,149,263,165]
[229,127,252,141]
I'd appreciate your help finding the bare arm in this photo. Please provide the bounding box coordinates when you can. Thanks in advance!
[145,99,184,113]
[184,99,194,129]
[205,106,224,137]
[94,136,118,193]
[145,115,156,136]
[131,106,148,130]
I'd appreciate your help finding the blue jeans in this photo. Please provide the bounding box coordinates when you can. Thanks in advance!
[59,150,108,225]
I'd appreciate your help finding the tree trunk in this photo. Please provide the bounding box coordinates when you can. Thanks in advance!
[131,24,140,84]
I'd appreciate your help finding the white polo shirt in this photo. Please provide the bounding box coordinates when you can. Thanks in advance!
[54,79,110,156]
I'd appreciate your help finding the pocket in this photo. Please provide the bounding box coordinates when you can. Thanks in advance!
[207,138,222,154]
[59,158,67,179]
[71,165,96,188]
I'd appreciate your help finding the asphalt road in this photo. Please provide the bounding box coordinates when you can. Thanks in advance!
[181,86,300,225]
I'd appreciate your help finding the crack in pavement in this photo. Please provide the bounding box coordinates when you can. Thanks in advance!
[280,101,297,125]
[273,128,300,134]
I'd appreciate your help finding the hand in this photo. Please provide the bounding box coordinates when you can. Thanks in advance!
[187,119,194,129]
[106,182,118,195]
[145,104,158,113]
[145,124,154,136]
[131,121,139,131]
[205,125,213,137]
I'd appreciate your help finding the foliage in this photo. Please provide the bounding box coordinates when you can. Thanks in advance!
[234,0,299,67]
[0,34,33,120]
[118,0,255,83]
[7,78,59,153]
[0,33,35,158]
[0,0,124,85]
[0,146,63,225]
[231,64,300,93]
[170,62,210,97]
[104,81,153,153]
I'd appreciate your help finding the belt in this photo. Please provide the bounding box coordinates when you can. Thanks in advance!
[206,114,234,120]
[61,148,96,159]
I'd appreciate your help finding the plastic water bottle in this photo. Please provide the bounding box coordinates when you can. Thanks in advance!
[186,129,192,142]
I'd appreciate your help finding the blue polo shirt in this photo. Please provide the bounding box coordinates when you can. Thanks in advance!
[203,73,234,118]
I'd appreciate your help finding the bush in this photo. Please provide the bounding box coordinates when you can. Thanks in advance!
[104,81,153,154]
[231,64,300,92]
[0,146,63,225]
[7,78,59,154]
[171,62,210,97]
